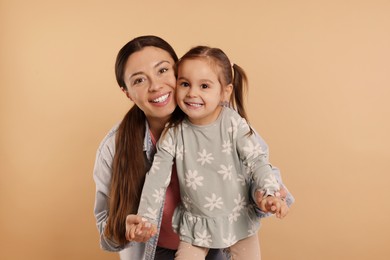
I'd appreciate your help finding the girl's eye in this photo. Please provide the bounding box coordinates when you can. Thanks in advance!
[200,84,208,89]
[179,82,189,87]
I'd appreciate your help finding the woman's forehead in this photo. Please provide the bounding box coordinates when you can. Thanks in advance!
[125,47,174,73]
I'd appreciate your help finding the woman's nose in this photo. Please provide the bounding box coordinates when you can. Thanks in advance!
[149,78,163,91]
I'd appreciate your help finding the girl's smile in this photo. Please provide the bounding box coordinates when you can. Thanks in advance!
[176,58,231,125]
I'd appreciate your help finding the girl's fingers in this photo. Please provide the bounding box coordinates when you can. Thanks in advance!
[125,224,136,241]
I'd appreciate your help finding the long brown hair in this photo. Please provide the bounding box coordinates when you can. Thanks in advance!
[104,35,178,245]
[169,46,252,134]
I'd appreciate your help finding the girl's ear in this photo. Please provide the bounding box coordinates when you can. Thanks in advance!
[121,87,133,101]
[223,83,233,102]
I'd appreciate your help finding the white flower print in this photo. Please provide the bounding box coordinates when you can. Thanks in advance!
[240,118,249,130]
[263,174,279,193]
[237,174,246,186]
[245,161,255,175]
[182,195,193,210]
[161,137,175,155]
[185,170,204,190]
[222,140,233,155]
[195,230,212,247]
[152,188,164,203]
[228,211,240,223]
[243,140,264,159]
[248,222,258,236]
[218,164,233,181]
[223,233,237,246]
[176,145,184,160]
[233,193,247,212]
[204,193,223,211]
[144,207,158,220]
[197,149,214,165]
[227,117,240,139]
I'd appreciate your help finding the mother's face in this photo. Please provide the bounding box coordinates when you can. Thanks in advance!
[123,46,177,121]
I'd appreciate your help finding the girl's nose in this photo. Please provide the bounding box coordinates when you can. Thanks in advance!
[187,87,198,97]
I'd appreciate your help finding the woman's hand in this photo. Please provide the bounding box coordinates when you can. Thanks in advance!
[125,215,157,243]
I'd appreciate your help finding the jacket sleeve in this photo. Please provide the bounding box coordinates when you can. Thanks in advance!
[93,129,126,252]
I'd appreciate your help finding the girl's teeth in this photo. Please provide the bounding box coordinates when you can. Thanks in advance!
[152,94,169,103]
[188,103,202,107]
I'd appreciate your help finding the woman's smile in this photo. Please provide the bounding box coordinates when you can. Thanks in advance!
[150,92,171,104]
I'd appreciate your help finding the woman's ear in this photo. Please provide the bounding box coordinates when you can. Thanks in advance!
[121,87,133,100]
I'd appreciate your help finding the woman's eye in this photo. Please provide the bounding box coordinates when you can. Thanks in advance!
[159,68,168,74]
[133,78,145,85]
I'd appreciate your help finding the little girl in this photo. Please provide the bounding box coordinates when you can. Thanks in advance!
[135,46,288,259]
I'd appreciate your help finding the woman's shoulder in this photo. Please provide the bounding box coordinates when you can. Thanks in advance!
[96,123,120,155]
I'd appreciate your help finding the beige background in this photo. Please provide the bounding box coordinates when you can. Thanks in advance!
[1,0,389,259]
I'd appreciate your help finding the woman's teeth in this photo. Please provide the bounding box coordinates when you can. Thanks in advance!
[152,94,169,103]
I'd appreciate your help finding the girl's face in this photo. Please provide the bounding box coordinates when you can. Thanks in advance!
[123,46,176,124]
[176,59,231,125]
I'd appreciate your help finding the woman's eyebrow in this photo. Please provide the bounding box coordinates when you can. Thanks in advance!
[129,71,143,79]
[154,60,171,68]
[129,60,171,80]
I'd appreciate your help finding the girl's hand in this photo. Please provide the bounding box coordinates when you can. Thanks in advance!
[259,196,289,219]
[256,187,289,219]
[255,186,288,209]
[125,215,157,242]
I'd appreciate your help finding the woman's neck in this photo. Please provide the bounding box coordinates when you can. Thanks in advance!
[147,116,169,141]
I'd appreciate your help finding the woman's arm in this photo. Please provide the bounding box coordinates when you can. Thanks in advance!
[93,127,125,251]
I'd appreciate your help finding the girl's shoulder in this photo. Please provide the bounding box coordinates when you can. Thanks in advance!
[222,107,248,125]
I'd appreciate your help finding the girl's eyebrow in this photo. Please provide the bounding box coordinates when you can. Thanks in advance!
[177,76,188,81]
[129,60,171,79]
[177,76,214,84]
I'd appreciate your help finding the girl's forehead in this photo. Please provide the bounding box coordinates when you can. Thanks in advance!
[180,57,220,73]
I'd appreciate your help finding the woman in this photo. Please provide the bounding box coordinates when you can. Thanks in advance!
[93,35,294,260]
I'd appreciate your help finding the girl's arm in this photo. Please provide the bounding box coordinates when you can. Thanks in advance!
[250,129,295,217]
[136,129,176,227]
